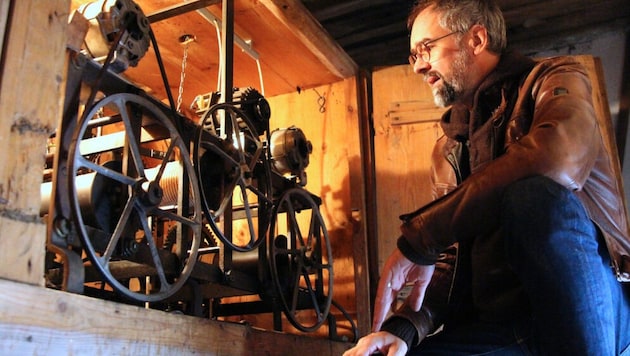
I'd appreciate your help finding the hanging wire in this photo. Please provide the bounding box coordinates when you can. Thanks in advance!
[149,29,181,133]
[212,19,223,92]
[176,34,195,112]
[256,59,265,96]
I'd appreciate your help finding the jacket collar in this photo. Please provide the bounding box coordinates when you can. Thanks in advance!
[441,52,536,141]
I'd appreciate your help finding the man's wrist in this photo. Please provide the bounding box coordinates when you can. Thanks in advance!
[397,236,437,265]
[380,316,418,349]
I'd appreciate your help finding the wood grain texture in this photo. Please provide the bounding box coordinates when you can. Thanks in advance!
[0,0,69,285]
[372,64,446,272]
[0,278,352,355]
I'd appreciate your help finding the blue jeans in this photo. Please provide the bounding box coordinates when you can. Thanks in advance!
[411,176,630,355]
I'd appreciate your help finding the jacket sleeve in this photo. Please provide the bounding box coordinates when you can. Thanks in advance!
[399,58,601,264]
[380,244,457,348]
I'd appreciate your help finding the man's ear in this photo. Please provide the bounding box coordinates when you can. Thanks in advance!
[468,24,489,55]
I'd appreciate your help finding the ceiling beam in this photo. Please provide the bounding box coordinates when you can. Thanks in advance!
[146,0,220,23]
[310,0,396,22]
[259,0,358,78]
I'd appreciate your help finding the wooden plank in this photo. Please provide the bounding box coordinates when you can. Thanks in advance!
[0,278,352,355]
[146,0,221,23]
[372,64,445,273]
[0,216,45,285]
[0,0,10,66]
[388,100,443,125]
[505,0,628,51]
[0,0,69,285]
[349,73,373,336]
[258,0,358,79]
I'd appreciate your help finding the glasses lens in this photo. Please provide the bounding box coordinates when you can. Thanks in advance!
[421,50,430,63]
[409,48,429,65]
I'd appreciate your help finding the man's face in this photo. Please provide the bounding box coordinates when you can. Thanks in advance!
[409,7,473,107]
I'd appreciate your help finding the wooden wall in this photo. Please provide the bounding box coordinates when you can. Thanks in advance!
[371,65,447,273]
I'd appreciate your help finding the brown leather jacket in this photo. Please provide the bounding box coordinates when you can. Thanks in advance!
[387,53,630,345]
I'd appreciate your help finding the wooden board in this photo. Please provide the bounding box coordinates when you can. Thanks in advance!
[0,0,69,285]
[372,64,446,272]
[0,1,10,62]
[0,278,352,355]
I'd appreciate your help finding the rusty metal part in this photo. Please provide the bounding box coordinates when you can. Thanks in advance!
[67,92,202,302]
[76,0,151,72]
[194,102,273,253]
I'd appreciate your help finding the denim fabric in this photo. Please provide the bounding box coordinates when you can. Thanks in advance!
[409,176,630,355]
[502,176,630,355]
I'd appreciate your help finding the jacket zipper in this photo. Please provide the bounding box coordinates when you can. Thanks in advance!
[446,144,464,185]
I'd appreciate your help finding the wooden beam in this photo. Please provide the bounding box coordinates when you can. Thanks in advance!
[146,0,221,23]
[259,0,358,79]
[0,278,353,355]
[308,0,394,22]
[505,0,628,45]
[355,70,375,336]
[0,0,69,286]
[0,1,11,68]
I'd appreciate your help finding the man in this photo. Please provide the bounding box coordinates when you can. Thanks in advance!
[344,0,630,355]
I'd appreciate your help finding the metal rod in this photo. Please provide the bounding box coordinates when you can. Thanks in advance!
[221,0,234,104]
[195,7,260,60]
[221,0,235,271]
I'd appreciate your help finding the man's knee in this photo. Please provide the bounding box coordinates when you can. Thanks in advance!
[501,175,594,251]
[501,175,576,216]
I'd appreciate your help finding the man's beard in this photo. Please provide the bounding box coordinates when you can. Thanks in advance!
[432,49,471,107]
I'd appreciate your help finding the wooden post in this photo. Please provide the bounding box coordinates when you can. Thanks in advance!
[0,0,69,286]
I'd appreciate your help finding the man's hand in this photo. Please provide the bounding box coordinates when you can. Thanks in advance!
[372,248,435,331]
[342,331,408,356]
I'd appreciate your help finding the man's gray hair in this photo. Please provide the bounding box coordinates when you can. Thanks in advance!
[407,0,507,54]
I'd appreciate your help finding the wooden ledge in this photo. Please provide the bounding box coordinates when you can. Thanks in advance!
[0,278,352,355]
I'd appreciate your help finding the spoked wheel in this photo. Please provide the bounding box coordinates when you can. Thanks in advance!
[67,93,202,302]
[269,188,333,332]
[193,103,273,252]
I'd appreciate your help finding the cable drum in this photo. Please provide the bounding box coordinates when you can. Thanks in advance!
[42,162,188,223]
[144,161,186,208]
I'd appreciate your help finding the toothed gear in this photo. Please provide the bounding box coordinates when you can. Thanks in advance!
[236,87,271,134]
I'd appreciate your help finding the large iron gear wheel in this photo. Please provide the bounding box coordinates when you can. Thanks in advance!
[268,188,333,332]
[67,92,202,302]
[194,102,273,252]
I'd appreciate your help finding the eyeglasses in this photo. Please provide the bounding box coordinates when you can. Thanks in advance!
[409,31,459,65]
